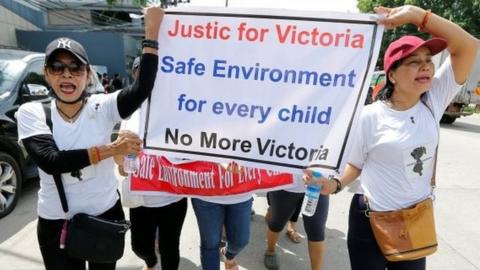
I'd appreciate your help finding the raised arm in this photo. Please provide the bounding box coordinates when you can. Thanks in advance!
[117,6,164,118]
[375,5,479,84]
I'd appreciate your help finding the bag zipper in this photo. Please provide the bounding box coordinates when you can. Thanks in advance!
[86,215,131,232]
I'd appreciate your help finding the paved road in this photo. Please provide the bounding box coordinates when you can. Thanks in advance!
[1,114,479,270]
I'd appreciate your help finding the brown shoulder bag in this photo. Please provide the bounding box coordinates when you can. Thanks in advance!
[368,100,439,261]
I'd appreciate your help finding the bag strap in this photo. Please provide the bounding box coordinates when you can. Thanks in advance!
[421,99,437,188]
[364,99,439,214]
[53,175,69,213]
[42,103,69,214]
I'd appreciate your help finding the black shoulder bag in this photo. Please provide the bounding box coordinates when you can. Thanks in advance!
[42,104,130,263]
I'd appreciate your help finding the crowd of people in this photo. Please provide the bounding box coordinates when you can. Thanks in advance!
[16,3,478,270]
[100,73,126,93]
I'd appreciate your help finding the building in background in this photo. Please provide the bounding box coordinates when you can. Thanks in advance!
[0,0,189,80]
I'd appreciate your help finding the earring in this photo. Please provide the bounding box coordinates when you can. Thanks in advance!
[391,79,396,84]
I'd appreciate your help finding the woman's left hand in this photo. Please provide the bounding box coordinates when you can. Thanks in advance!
[302,170,336,195]
[111,131,142,156]
[302,169,327,186]
[144,6,165,40]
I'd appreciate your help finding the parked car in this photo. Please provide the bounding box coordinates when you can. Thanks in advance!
[0,49,105,218]
[0,49,48,218]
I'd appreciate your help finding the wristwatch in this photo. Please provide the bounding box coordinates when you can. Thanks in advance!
[142,39,159,50]
[331,177,343,194]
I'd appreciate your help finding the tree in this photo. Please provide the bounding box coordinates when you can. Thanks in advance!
[357,0,480,69]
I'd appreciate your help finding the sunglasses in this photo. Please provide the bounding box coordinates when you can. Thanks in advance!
[46,61,88,76]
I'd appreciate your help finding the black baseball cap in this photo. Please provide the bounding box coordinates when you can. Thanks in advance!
[45,37,90,64]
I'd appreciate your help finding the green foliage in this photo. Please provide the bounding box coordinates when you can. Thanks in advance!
[357,0,480,69]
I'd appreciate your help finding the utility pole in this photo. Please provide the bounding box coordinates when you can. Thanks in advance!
[225,0,228,7]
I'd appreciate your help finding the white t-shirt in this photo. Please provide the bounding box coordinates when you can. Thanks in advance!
[348,58,462,211]
[120,107,184,208]
[123,104,252,205]
[195,192,253,205]
[17,92,122,219]
[283,174,306,193]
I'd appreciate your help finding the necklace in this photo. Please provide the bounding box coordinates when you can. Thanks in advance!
[56,100,85,123]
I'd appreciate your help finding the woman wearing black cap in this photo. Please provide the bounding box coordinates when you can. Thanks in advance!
[16,6,164,270]
[304,5,478,270]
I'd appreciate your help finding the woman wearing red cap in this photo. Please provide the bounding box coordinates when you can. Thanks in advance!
[16,6,164,270]
[305,5,478,270]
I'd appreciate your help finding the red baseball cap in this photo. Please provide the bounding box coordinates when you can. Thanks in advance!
[383,35,447,75]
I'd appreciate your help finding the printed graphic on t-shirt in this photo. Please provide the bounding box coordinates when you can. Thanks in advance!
[403,143,434,180]
[411,146,426,176]
[61,165,97,184]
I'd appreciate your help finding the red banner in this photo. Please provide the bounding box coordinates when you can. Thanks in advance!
[130,153,294,196]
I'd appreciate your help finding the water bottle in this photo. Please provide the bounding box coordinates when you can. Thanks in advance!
[123,154,139,174]
[302,171,323,217]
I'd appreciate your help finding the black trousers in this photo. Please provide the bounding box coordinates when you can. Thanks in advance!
[37,200,125,270]
[267,190,329,241]
[347,194,426,270]
[129,198,188,269]
[266,191,303,223]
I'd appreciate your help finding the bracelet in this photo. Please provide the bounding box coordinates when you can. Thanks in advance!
[89,147,99,165]
[142,39,159,50]
[94,147,101,163]
[418,9,432,31]
[331,177,343,194]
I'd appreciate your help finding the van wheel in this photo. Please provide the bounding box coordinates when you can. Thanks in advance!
[440,114,456,124]
[0,152,22,219]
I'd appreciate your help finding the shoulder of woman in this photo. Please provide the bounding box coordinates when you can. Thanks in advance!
[17,101,44,118]
[360,102,383,118]
[86,91,120,108]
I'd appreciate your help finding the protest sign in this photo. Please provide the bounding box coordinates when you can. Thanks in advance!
[129,152,294,196]
[141,7,383,175]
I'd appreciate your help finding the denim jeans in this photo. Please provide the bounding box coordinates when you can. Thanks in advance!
[191,198,252,270]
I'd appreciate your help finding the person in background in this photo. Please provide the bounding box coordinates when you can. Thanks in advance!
[192,163,252,270]
[111,73,123,91]
[101,73,110,87]
[265,192,303,244]
[114,56,188,270]
[307,5,478,270]
[16,6,164,270]
[264,175,329,270]
[115,134,187,270]
[131,56,141,83]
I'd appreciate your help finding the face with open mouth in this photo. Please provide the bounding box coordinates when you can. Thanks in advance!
[45,52,89,103]
[389,46,435,97]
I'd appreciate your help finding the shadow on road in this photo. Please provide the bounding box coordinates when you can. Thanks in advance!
[238,213,349,270]
[117,258,200,270]
[0,179,39,243]
[441,120,480,134]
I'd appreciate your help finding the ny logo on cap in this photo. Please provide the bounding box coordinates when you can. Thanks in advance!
[56,38,72,49]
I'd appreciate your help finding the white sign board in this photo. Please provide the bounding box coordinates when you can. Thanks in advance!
[142,7,383,174]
